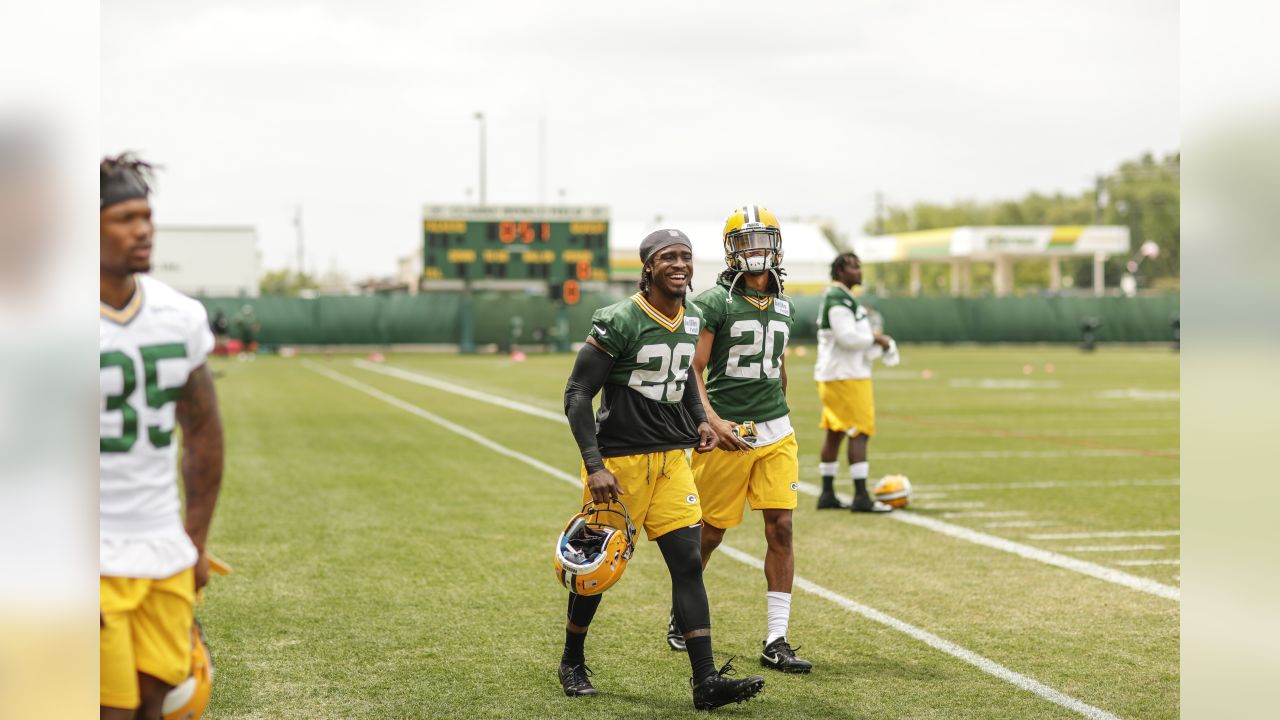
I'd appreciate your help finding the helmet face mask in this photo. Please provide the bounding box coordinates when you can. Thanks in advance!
[723,206,783,274]
[553,501,636,596]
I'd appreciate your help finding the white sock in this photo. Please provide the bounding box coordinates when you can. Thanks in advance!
[818,461,838,477]
[849,461,869,483]
[765,591,791,644]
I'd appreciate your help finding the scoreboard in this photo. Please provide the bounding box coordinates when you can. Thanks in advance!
[422,205,609,286]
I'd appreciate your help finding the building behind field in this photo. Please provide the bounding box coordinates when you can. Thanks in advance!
[151,225,260,297]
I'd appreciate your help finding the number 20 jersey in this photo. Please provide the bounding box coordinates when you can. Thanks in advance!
[692,278,794,423]
[585,293,703,458]
[99,274,214,578]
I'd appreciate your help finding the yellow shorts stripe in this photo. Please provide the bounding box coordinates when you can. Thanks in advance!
[581,449,702,541]
[691,433,799,529]
[817,379,876,436]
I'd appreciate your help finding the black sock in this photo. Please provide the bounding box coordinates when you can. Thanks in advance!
[821,475,835,493]
[686,635,716,682]
[854,477,869,498]
[562,628,587,666]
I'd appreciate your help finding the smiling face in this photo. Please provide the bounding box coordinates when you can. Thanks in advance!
[100,198,154,276]
[646,244,693,297]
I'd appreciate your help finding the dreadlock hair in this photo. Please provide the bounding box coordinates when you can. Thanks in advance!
[100,152,158,193]
[638,263,690,305]
[718,266,786,295]
[831,252,858,280]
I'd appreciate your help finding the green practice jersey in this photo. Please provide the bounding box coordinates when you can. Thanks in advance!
[692,275,794,422]
[817,283,857,330]
[585,293,705,457]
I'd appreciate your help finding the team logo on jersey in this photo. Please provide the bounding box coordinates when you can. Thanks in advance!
[686,494,698,504]
[774,299,790,317]
[683,317,700,335]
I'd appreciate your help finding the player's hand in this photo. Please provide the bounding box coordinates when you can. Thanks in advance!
[694,422,719,453]
[712,418,752,452]
[193,552,210,591]
[586,468,623,505]
[874,333,893,350]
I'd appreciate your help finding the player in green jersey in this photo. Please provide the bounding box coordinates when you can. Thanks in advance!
[559,229,766,710]
[672,206,813,674]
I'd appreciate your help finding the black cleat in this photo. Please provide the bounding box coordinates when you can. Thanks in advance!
[558,663,597,697]
[851,495,893,513]
[691,657,765,710]
[760,637,813,674]
[667,612,687,652]
[816,491,847,510]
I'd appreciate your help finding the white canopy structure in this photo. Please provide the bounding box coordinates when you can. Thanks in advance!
[850,225,1130,296]
[608,218,838,294]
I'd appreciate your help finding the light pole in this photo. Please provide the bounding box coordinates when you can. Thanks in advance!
[473,111,487,206]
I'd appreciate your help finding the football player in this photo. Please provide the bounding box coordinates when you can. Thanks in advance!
[814,252,895,512]
[99,154,224,720]
[560,229,765,710]
[673,206,813,674]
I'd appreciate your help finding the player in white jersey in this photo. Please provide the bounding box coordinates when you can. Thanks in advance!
[99,154,224,719]
[813,252,896,512]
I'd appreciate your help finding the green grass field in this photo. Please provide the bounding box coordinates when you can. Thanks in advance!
[200,345,1178,719]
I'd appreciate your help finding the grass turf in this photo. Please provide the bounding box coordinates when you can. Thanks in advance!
[200,344,1178,719]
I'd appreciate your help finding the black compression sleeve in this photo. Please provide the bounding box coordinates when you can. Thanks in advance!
[680,367,707,426]
[563,343,613,474]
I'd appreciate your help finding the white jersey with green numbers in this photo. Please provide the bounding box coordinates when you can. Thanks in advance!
[692,276,793,423]
[100,274,214,578]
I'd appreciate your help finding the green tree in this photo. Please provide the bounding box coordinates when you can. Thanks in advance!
[259,269,320,297]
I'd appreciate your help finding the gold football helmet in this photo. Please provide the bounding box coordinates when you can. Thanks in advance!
[162,620,213,720]
[553,500,636,596]
[872,475,912,509]
[723,205,783,274]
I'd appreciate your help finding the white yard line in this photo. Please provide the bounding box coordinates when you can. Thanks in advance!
[940,511,1028,519]
[1115,559,1181,567]
[985,520,1056,529]
[353,359,567,423]
[876,449,1177,460]
[309,362,1123,720]
[358,361,1179,603]
[1030,531,1180,540]
[920,479,1179,492]
[1064,545,1167,552]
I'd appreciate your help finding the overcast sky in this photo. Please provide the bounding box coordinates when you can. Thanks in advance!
[102,0,1179,278]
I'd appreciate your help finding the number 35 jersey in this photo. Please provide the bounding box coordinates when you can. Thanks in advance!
[99,274,214,578]
[692,277,794,423]
[585,293,704,458]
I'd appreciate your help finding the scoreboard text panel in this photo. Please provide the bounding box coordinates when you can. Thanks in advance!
[423,219,609,283]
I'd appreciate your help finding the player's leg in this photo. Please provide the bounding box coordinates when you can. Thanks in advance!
[816,381,854,509]
[817,429,847,509]
[135,673,174,720]
[132,568,195,720]
[847,381,891,513]
[678,448,749,649]
[101,577,146,719]
[748,435,811,672]
[649,450,765,709]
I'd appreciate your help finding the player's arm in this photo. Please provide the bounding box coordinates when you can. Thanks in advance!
[830,305,877,351]
[692,328,751,451]
[780,355,788,395]
[564,337,622,503]
[176,363,223,591]
[680,366,718,453]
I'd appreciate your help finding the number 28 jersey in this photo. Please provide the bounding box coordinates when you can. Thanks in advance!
[585,293,704,458]
[100,274,214,578]
[692,278,794,423]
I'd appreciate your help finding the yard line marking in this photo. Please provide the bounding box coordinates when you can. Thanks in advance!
[921,501,988,510]
[921,479,1180,492]
[360,363,1179,603]
[877,449,1178,460]
[889,512,1180,602]
[309,362,1122,720]
[1064,545,1167,552]
[1116,559,1181,566]
[985,521,1056,529]
[353,359,566,423]
[1030,531,1180,540]
[940,511,1028,519]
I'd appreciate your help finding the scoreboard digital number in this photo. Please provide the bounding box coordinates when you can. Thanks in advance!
[422,205,610,286]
